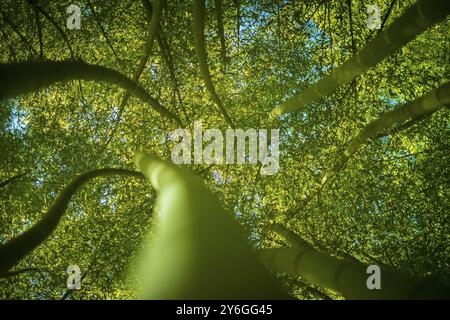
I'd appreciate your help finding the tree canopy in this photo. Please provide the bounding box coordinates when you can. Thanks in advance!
[0,0,449,299]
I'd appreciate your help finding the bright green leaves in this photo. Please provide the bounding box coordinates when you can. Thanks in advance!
[269,0,450,119]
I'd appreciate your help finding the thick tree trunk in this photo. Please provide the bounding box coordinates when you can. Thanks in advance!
[0,168,143,274]
[133,152,287,299]
[261,224,450,299]
[270,0,450,118]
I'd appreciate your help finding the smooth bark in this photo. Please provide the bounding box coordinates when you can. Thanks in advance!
[262,224,450,299]
[299,81,450,208]
[132,152,287,299]
[0,168,143,274]
[0,60,181,125]
[270,0,450,118]
[192,0,235,127]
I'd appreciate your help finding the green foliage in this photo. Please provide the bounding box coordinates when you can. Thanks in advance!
[0,0,449,299]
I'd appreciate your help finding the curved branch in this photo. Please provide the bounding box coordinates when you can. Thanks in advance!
[0,172,28,189]
[329,82,450,186]
[25,0,75,59]
[86,0,125,70]
[192,0,235,127]
[0,9,38,56]
[101,0,169,152]
[234,0,240,52]
[0,27,18,62]
[214,0,227,67]
[137,0,163,82]
[346,0,355,53]
[378,0,397,35]
[0,60,182,125]
[293,81,450,212]
[0,168,144,274]
[156,28,190,122]
[0,267,50,279]
[32,0,44,59]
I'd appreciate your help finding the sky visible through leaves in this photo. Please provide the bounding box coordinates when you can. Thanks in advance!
[0,0,449,299]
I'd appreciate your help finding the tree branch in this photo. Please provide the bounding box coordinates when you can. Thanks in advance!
[0,60,182,125]
[290,81,450,214]
[101,0,170,151]
[192,0,235,127]
[270,0,450,118]
[0,9,38,56]
[25,0,75,59]
[0,172,28,189]
[0,168,144,273]
[86,0,125,70]
[214,0,227,68]
[262,227,450,299]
